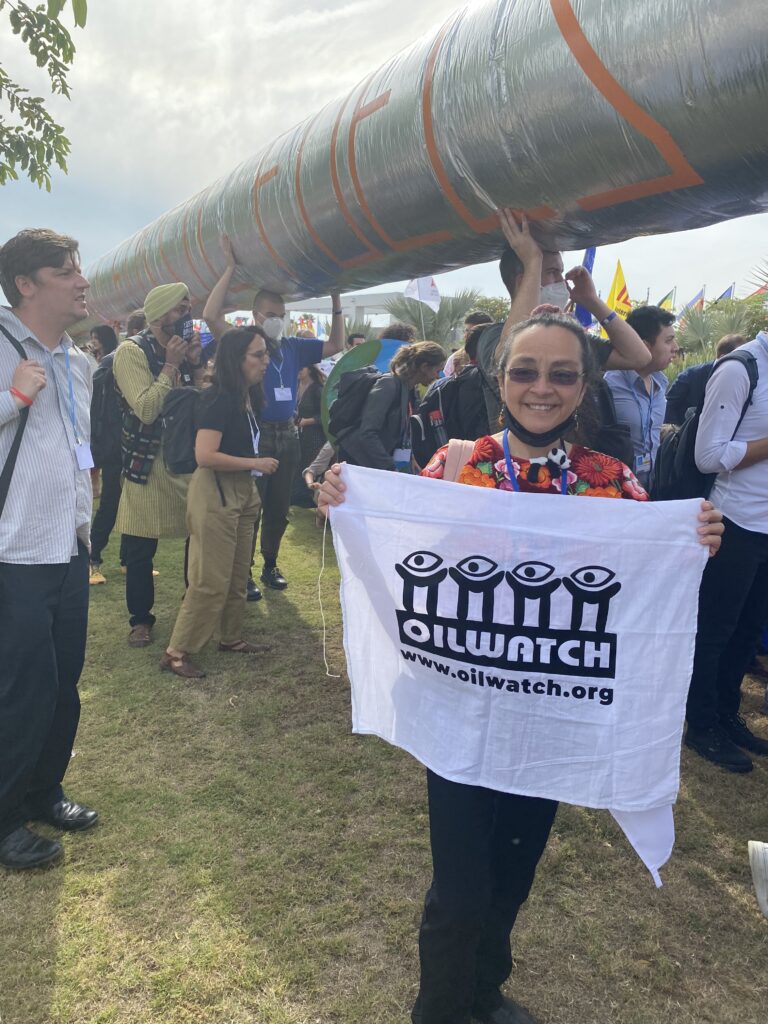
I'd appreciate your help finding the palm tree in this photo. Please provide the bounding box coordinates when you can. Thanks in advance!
[383,289,483,346]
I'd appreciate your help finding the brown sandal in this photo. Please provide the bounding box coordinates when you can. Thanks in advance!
[160,651,206,678]
[218,640,268,654]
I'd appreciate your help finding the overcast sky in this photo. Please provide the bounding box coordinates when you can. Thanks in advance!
[2,0,767,310]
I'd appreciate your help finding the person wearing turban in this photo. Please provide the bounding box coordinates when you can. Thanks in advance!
[113,283,203,647]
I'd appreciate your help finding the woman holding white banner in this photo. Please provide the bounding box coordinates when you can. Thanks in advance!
[318,313,723,1024]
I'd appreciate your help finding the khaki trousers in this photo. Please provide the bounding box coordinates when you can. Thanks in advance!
[169,469,261,653]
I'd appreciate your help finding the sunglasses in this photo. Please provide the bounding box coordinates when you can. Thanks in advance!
[506,367,583,386]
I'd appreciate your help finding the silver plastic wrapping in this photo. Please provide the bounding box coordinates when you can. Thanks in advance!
[86,0,768,320]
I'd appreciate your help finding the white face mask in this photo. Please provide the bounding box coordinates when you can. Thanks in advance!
[261,316,284,342]
[538,281,570,310]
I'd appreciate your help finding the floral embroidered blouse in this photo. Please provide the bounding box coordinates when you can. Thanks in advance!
[421,435,648,500]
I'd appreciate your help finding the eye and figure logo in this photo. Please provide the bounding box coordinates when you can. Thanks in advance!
[395,551,622,679]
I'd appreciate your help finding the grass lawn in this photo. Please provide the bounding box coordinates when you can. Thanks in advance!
[1,507,767,1024]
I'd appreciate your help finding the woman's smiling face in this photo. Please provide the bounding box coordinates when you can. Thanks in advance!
[500,324,587,435]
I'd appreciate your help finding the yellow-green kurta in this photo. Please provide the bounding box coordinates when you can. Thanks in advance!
[113,341,189,539]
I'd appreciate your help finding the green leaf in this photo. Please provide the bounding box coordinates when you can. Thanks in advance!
[72,0,87,28]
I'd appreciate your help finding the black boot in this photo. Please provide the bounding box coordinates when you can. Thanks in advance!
[720,714,768,756]
[685,724,753,772]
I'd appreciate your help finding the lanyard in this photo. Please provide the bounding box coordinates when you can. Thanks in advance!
[503,429,568,495]
[247,410,260,454]
[270,350,285,389]
[63,348,81,443]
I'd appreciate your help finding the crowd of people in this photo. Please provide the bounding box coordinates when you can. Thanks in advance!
[0,220,766,1024]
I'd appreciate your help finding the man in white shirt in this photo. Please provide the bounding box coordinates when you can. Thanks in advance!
[0,229,98,870]
[686,332,768,772]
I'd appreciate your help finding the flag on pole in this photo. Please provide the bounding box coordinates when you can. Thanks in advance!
[601,261,632,337]
[574,247,597,328]
[682,287,705,312]
[714,283,735,302]
[404,276,441,312]
[748,283,768,298]
[657,289,675,311]
[315,316,327,339]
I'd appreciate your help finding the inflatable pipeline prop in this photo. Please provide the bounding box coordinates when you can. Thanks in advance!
[85,0,768,321]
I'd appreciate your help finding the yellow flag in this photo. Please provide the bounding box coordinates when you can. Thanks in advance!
[601,260,632,337]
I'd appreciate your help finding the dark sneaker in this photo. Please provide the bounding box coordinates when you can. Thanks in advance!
[685,724,753,772]
[246,578,262,602]
[261,566,288,590]
[474,996,540,1024]
[720,714,768,756]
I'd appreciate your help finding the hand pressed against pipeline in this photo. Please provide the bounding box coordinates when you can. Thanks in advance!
[496,208,543,266]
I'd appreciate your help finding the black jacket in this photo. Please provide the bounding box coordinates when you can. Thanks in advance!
[339,373,411,470]
[664,361,714,426]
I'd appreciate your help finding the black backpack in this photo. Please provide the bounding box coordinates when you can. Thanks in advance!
[90,352,123,467]
[651,349,759,501]
[161,387,202,475]
[412,367,489,467]
[327,365,381,441]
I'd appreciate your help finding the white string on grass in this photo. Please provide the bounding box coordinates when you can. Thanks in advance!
[318,510,342,679]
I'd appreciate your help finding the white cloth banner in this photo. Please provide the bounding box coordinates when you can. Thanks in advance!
[330,465,708,885]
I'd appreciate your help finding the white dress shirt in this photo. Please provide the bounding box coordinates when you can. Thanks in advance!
[0,307,93,563]
[695,333,768,534]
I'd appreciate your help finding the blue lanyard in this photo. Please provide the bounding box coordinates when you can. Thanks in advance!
[63,348,81,443]
[503,429,568,495]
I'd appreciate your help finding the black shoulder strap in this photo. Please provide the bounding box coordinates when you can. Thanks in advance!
[0,322,31,518]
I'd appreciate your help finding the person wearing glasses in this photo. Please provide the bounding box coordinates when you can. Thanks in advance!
[317,312,723,1024]
[161,326,278,679]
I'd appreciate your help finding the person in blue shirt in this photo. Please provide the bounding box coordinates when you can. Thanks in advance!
[203,237,344,595]
[604,305,677,489]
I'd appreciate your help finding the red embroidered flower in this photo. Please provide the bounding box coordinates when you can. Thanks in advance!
[581,484,622,498]
[571,449,623,487]
[473,435,503,463]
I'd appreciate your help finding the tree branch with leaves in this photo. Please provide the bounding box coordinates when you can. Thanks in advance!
[0,0,87,190]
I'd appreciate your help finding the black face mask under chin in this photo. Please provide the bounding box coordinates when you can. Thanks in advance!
[503,407,577,448]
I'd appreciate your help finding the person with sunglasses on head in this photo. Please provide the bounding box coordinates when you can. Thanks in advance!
[162,326,278,678]
[317,312,723,1024]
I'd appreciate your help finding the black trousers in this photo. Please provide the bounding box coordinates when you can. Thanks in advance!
[90,459,122,564]
[0,543,89,840]
[687,517,768,730]
[122,534,159,627]
[413,770,558,1024]
[253,422,300,564]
